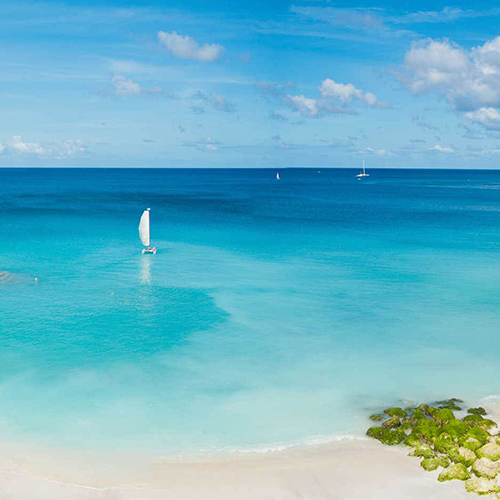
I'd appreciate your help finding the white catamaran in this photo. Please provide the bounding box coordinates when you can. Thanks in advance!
[356,160,370,179]
[139,208,157,254]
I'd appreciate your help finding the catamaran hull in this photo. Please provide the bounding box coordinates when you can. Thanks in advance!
[142,247,157,254]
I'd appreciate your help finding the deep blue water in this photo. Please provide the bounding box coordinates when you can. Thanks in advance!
[1,167,500,454]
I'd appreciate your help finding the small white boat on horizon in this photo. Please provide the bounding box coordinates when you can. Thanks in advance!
[139,208,157,254]
[276,172,281,181]
[356,161,370,179]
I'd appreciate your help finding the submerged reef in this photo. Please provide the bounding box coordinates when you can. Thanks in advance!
[367,400,500,497]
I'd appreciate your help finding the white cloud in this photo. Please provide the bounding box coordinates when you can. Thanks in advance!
[319,78,387,107]
[286,78,388,118]
[8,135,45,155]
[287,95,320,117]
[357,147,393,157]
[158,31,224,62]
[0,136,86,158]
[430,144,455,153]
[109,75,173,98]
[52,139,86,158]
[403,37,500,113]
[465,107,500,130]
[320,79,363,102]
[111,75,141,96]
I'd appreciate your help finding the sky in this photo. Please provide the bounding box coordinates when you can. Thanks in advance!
[1,0,500,167]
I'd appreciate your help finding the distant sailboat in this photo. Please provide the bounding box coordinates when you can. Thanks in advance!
[139,208,157,254]
[276,172,281,181]
[356,160,370,179]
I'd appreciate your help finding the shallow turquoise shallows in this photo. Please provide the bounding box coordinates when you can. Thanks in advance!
[1,168,500,455]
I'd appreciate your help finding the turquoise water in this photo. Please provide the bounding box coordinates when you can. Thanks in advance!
[1,168,500,455]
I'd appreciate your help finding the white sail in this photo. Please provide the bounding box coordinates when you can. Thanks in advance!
[276,172,280,180]
[139,209,150,247]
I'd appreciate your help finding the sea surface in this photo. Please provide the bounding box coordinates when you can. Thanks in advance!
[1,167,500,456]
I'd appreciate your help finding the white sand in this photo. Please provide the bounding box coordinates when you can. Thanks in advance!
[5,396,500,499]
[0,439,471,499]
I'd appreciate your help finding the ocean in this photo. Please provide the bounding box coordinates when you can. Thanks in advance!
[1,167,500,456]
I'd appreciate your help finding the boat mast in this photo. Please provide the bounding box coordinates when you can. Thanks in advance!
[363,160,366,175]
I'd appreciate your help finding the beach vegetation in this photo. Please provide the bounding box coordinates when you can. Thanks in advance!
[409,445,435,459]
[469,407,487,416]
[421,456,450,471]
[477,443,500,462]
[366,399,500,496]
[466,477,500,496]
[433,399,463,411]
[438,463,471,482]
[384,407,407,418]
[472,457,500,479]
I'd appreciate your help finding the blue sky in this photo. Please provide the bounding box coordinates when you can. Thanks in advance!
[1,0,500,167]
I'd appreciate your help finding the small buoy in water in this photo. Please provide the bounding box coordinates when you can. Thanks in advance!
[34,277,38,282]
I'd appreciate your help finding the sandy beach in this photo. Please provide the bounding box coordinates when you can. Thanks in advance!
[0,438,473,499]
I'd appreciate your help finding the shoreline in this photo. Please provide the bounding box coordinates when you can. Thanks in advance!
[3,396,500,498]
[0,437,471,499]
[1,397,499,498]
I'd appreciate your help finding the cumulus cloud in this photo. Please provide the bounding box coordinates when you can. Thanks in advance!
[110,75,173,98]
[429,144,455,153]
[464,107,500,130]
[402,37,500,115]
[112,75,141,96]
[158,31,224,62]
[8,135,45,155]
[0,135,85,158]
[319,79,388,107]
[285,78,388,117]
[51,139,86,158]
[287,95,320,117]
